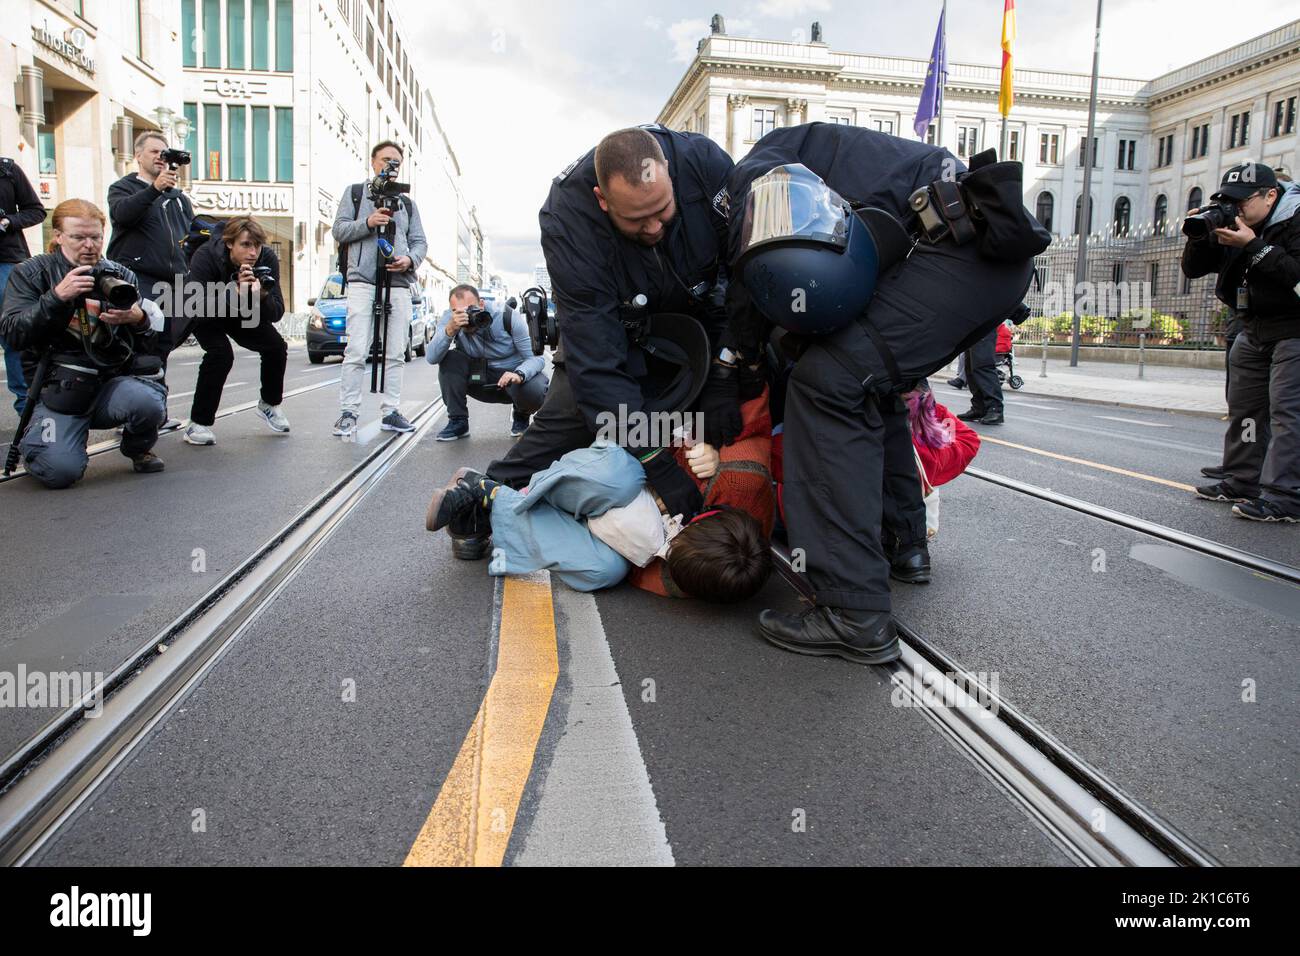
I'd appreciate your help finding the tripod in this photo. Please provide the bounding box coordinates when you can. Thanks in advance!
[369,221,396,396]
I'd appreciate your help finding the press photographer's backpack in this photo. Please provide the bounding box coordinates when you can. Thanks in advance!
[182,215,229,263]
[336,183,413,294]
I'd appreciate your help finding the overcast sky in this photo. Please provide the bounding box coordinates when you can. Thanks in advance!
[398,0,1300,293]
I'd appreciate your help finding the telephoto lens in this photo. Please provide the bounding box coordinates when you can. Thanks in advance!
[1182,201,1239,240]
[89,266,140,310]
[465,305,492,331]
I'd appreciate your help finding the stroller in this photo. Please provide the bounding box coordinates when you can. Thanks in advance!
[993,322,1024,390]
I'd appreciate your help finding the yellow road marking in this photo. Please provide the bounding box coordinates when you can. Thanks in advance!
[979,436,1197,493]
[403,574,558,867]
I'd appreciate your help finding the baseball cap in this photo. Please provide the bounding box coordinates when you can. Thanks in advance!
[1213,162,1278,201]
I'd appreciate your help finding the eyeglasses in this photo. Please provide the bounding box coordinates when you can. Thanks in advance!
[61,234,103,245]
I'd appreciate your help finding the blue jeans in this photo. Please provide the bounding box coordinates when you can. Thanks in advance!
[0,262,26,414]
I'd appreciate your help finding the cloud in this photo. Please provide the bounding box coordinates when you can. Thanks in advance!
[754,0,833,17]
[666,19,710,63]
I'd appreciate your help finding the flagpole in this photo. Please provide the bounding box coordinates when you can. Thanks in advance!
[1071,0,1103,369]
[937,0,946,146]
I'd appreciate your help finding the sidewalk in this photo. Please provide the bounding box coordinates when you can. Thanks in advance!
[938,354,1229,418]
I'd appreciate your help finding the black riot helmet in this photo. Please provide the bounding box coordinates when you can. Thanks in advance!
[734,164,907,336]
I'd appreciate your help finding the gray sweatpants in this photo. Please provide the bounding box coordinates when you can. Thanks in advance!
[1221,333,1300,513]
[19,375,168,489]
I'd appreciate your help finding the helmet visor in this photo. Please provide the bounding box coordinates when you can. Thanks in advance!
[737,164,850,261]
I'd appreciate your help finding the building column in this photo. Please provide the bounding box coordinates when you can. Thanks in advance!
[728,94,750,156]
[113,115,135,178]
[786,98,807,127]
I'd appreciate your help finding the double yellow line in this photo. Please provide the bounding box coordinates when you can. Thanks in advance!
[403,574,558,867]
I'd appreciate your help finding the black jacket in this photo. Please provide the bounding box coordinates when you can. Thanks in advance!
[540,124,733,442]
[186,232,285,326]
[0,252,163,380]
[106,174,194,283]
[0,158,46,264]
[1181,183,1300,343]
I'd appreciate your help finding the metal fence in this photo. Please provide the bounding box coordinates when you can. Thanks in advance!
[1021,229,1227,349]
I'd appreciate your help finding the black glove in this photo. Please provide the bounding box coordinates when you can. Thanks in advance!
[642,449,703,519]
[699,363,742,447]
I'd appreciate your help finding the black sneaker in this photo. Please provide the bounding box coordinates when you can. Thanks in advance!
[1232,499,1300,523]
[426,467,500,533]
[978,410,1005,425]
[436,417,469,442]
[382,410,416,433]
[956,408,986,422]
[131,451,165,474]
[947,377,967,390]
[510,414,530,438]
[757,606,900,665]
[1200,466,1229,480]
[1194,481,1252,503]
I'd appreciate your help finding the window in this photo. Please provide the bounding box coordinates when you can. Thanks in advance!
[203,104,222,179]
[228,0,246,69]
[751,107,776,141]
[1153,194,1168,234]
[366,22,374,64]
[228,105,247,180]
[1187,187,1202,211]
[184,103,199,160]
[872,118,895,135]
[1117,138,1135,170]
[827,115,851,126]
[1271,96,1296,137]
[1113,196,1130,236]
[1155,133,1174,167]
[1073,194,1094,235]
[1007,129,1019,161]
[1228,110,1250,148]
[276,107,293,182]
[1035,192,1054,232]
[203,0,221,67]
[37,130,56,175]
[1039,132,1060,165]
[1149,262,1159,295]
[276,0,293,70]
[252,0,270,71]
[925,124,936,145]
[1189,123,1209,159]
[1076,135,1099,167]
[956,125,978,159]
[182,0,197,67]
[252,106,270,181]
[130,0,144,59]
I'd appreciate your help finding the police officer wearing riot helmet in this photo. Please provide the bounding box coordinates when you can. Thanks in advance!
[1187,162,1300,522]
[724,123,1043,663]
[427,284,548,440]
[444,125,743,559]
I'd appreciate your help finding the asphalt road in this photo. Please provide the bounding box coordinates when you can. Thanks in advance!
[6,362,1298,866]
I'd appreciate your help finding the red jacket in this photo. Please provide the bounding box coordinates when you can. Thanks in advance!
[996,323,1013,354]
[914,401,980,486]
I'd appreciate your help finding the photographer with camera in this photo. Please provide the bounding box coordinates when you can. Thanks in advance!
[181,217,289,445]
[107,132,194,345]
[1186,163,1300,523]
[330,141,427,438]
[426,284,548,441]
[1,155,47,414]
[0,199,167,488]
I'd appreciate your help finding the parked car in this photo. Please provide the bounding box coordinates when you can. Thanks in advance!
[306,273,422,364]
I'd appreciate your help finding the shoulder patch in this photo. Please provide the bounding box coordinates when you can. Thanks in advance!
[554,155,583,185]
[638,123,667,133]
[712,186,730,219]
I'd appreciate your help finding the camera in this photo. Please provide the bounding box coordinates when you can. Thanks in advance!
[1182,200,1240,240]
[465,304,493,332]
[160,148,191,170]
[521,286,555,356]
[252,265,275,288]
[368,158,411,208]
[87,264,139,310]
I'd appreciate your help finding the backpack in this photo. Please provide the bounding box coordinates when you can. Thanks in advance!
[336,183,412,293]
[182,215,228,263]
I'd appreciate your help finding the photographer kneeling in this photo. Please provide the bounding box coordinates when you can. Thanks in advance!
[426,284,548,441]
[183,216,289,445]
[0,199,167,488]
[1186,163,1300,523]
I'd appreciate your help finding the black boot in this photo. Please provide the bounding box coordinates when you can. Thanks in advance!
[757,606,900,665]
[956,407,986,422]
[426,467,499,561]
[977,409,1005,425]
[890,545,931,584]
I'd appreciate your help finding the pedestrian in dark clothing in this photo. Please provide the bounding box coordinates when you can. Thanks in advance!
[0,156,47,413]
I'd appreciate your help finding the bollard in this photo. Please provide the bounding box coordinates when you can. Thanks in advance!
[1138,332,1146,380]
[1040,328,1048,378]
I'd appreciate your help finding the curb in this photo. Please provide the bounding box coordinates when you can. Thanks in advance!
[1009,388,1226,420]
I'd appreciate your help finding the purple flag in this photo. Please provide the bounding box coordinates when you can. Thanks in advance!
[913,9,947,139]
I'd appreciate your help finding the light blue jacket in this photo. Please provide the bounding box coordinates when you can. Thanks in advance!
[425,299,544,382]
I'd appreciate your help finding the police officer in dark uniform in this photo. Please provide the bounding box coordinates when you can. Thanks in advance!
[724,123,1044,663]
[447,125,743,558]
